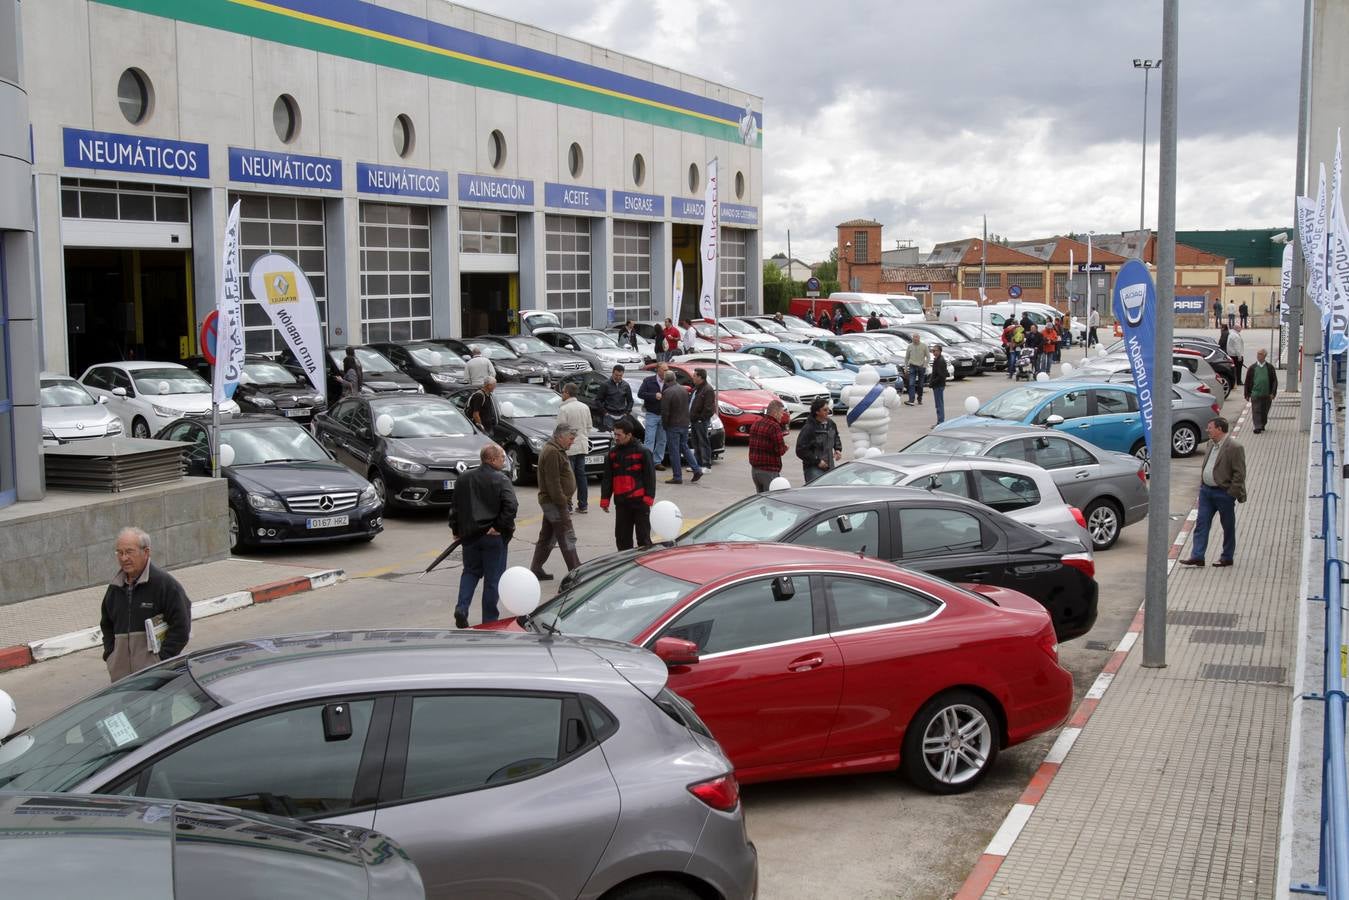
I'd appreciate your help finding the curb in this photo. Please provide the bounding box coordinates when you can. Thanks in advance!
[954,403,1247,899]
[0,569,347,674]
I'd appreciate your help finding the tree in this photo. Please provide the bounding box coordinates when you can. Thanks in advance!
[815,247,839,282]
[763,259,786,285]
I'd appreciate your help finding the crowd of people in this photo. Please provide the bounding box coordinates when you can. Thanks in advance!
[999,312,1069,377]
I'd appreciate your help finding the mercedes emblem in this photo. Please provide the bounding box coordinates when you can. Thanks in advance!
[318,495,335,511]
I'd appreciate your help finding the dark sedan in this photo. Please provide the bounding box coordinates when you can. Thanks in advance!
[156,415,383,552]
[279,345,423,398]
[558,485,1098,641]
[184,355,327,422]
[313,394,496,511]
[474,333,592,385]
[432,337,550,385]
[368,340,470,394]
[444,383,612,485]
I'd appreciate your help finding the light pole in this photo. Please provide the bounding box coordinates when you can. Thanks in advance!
[1133,58,1162,253]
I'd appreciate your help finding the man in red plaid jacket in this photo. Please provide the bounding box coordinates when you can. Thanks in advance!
[600,418,657,550]
[747,399,788,493]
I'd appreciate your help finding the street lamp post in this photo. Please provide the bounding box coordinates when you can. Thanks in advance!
[1133,58,1162,253]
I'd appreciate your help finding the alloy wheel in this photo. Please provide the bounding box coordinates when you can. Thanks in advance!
[920,703,993,787]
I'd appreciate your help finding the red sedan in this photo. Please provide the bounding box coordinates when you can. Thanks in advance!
[652,362,778,439]
[482,543,1073,793]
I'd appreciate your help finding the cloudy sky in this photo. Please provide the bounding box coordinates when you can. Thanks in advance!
[467,0,1302,263]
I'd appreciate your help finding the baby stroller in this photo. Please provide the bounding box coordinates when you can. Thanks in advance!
[1014,347,1036,381]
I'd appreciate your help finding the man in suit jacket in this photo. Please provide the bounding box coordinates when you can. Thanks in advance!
[1180,416,1247,568]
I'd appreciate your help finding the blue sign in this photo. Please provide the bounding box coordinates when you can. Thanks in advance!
[1008,284,1023,299]
[544,183,606,212]
[458,173,534,205]
[1112,259,1159,455]
[1173,295,1207,314]
[805,277,821,291]
[672,198,704,220]
[723,203,759,226]
[63,127,209,179]
[356,162,448,200]
[612,190,664,218]
[229,147,341,189]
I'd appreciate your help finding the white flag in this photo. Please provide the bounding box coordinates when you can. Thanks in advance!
[247,253,327,400]
[212,201,246,404]
[1328,129,1349,352]
[1280,242,1293,322]
[1314,164,1329,320]
[672,259,684,321]
[1297,196,1316,271]
[698,158,719,323]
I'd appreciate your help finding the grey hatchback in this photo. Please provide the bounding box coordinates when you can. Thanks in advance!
[0,631,757,900]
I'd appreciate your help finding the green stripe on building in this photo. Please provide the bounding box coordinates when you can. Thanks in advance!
[93,0,758,145]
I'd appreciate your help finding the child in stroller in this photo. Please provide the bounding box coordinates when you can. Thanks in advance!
[1014,346,1036,381]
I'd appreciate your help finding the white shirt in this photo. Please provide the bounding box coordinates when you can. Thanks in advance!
[1088,309,1100,327]
[683,326,698,348]
[557,398,593,455]
[1226,330,1244,358]
[465,356,494,386]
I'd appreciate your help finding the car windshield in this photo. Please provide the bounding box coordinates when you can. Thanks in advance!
[131,369,209,396]
[701,367,757,391]
[794,347,846,372]
[903,434,988,456]
[525,312,562,330]
[835,340,883,364]
[0,660,217,792]
[681,495,811,543]
[575,332,620,351]
[377,401,475,437]
[499,389,562,418]
[721,319,758,336]
[730,357,790,379]
[812,461,906,486]
[922,324,968,343]
[848,301,895,317]
[508,336,554,355]
[867,333,909,356]
[752,318,787,334]
[348,348,397,373]
[530,563,696,641]
[222,423,329,465]
[977,387,1056,421]
[781,315,821,331]
[407,344,464,368]
[239,362,300,386]
[468,342,516,360]
[890,296,924,314]
[40,379,96,407]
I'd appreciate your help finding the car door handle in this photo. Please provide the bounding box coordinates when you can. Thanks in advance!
[788,654,824,673]
[1123,417,1136,423]
[1076,423,1091,428]
[1074,470,1091,479]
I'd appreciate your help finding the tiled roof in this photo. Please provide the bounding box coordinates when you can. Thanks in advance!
[837,218,882,228]
[881,265,957,282]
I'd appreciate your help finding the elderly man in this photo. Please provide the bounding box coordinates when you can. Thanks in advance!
[660,369,702,484]
[904,332,928,405]
[1244,348,1278,434]
[748,399,788,492]
[529,423,581,580]
[465,346,494,386]
[557,383,593,512]
[100,527,191,681]
[449,443,518,627]
[466,377,498,434]
[1179,417,1247,568]
[637,362,670,469]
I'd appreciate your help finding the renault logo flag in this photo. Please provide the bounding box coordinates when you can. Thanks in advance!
[1112,259,1157,455]
[248,252,327,400]
[212,200,246,404]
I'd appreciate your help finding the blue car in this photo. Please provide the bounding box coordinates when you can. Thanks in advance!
[806,334,902,385]
[741,342,856,411]
[937,381,1150,457]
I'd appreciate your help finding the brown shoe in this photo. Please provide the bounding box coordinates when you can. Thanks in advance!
[1178,557,1205,567]
[1213,559,1233,568]
[655,464,668,471]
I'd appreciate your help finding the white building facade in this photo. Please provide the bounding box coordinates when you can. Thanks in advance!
[23,0,763,378]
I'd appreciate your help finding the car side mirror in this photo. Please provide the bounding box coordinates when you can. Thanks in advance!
[772,575,797,602]
[112,387,127,398]
[461,355,471,362]
[97,395,108,405]
[652,636,700,667]
[1045,414,1065,426]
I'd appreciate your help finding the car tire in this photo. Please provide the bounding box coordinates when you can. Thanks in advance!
[1171,422,1200,457]
[1216,373,1231,397]
[902,689,1000,794]
[228,508,246,553]
[131,417,151,439]
[505,447,528,485]
[601,878,702,900]
[1083,498,1123,551]
[368,470,388,504]
[1130,439,1150,477]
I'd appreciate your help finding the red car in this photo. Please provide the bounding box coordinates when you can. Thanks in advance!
[652,362,778,439]
[692,320,753,350]
[482,543,1073,793]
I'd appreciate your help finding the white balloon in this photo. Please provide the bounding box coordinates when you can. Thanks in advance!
[1061,362,1075,375]
[1035,372,1050,382]
[375,414,394,437]
[964,396,980,414]
[498,566,542,617]
[0,734,33,765]
[1095,345,1108,358]
[768,476,791,491]
[0,689,15,740]
[498,401,517,419]
[863,447,885,458]
[217,443,235,468]
[157,381,170,395]
[650,500,684,540]
[748,365,761,380]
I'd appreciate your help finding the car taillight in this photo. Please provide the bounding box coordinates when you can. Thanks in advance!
[1197,383,1211,393]
[1069,507,1087,529]
[688,773,741,812]
[1137,466,1148,484]
[1062,551,1095,579]
[1211,403,1221,415]
[1038,626,1060,662]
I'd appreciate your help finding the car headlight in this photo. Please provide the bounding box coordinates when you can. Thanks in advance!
[359,485,379,505]
[776,392,800,404]
[825,381,843,390]
[151,403,178,418]
[718,401,745,415]
[250,395,276,408]
[106,419,124,435]
[224,400,241,413]
[248,492,285,512]
[42,426,56,440]
[528,436,546,451]
[384,455,427,475]
[709,417,724,431]
[431,372,457,384]
[414,384,425,393]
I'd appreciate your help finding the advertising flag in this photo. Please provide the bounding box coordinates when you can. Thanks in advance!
[1280,242,1294,322]
[212,201,245,404]
[673,259,684,321]
[698,158,719,323]
[247,253,327,400]
[1328,129,1349,355]
[1313,165,1329,321]
[1111,259,1158,455]
[1297,196,1316,272]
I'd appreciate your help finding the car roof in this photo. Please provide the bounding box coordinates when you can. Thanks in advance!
[855,452,1049,476]
[39,371,77,380]
[95,360,188,371]
[744,342,820,353]
[637,541,912,585]
[366,393,459,408]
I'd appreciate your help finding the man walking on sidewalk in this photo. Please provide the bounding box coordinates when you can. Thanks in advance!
[101,527,191,682]
[449,444,518,628]
[748,399,788,492]
[660,370,702,484]
[637,362,669,470]
[557,383,592,512]
[1179,417,1246,568]
[1087,307,1100,347]
[528,423,581,581]
[600,419,656,550]
[689,367,717,470]
[1244,348,1278,434]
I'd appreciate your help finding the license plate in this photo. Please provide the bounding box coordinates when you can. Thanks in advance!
[306,515,349,529]
[527,377,544,384]
[442,480,455,490]
[585,454,604,465]
[282,408,308,418]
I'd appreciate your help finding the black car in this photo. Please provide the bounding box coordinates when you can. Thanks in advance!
[432,337,550,385]
[313,394,496,510]
[927,321,1009,370]
[279,345,423,399]
[183,354,327,422]
[474,333,592,385]
[368,340,470,394]
[558,484,1098,641]
[1174,338,1237,394]
[0,793,425,899]
[556,370,726,458]
[444,383,612,485]
[155,414,382,552]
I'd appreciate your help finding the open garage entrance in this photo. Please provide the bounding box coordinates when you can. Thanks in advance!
[460,272,516,336]
[672,222,703,322]
[64,247,193,375]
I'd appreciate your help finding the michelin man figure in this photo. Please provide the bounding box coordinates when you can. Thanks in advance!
[841,365,904,455]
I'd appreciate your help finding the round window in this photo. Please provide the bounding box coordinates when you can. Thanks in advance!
[688,163,700,194]
[272,94,300,144]
[735,170,746,200]
[632,153,646,187]
[489,130,507,169]
[393,114,415,158]
[117,68,152,125]
[568,142,584,178]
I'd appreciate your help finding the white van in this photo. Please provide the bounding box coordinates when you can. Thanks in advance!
[937,299,979,324]
[882,294,928,324]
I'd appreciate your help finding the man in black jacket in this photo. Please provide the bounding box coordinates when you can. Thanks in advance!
[449,443,518,627]
[596,365,634,430]
[637,362,669,470]
[660,370,702,484]
[796,397,842,484]
[101,527,191,682]
[600,418,657,550]
[689,367,717,470]
[930,345,950,424]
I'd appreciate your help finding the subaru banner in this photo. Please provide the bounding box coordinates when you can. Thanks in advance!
[1112,259,1158,455]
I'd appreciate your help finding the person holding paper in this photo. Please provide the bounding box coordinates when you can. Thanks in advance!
[100,527,191,682]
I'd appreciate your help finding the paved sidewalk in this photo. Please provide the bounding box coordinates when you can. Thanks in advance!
[965,395,1303,899]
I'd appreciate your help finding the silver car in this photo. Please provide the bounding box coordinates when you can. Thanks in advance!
[1067,355,1216,398]
[901,425,1151,551]
[39,372,124,445]
[0,631,757,900]
[536,328,646,372]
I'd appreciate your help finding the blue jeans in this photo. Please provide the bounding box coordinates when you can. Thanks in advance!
[907,365,925,403]
[932,385,946,424]
[1007,348,1018,376]
[665,424,701,481]
[568,453,588,510]
[1192,484,1236,562]
[643,411,667,463]
[456,534,507,622]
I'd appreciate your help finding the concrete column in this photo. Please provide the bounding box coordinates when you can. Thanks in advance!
[326,196,355,345]
[429,204,452,337]
[517,210,542,313]
[746,229,762,315]
[189,187,221,336]
[650,220,669,322]
[591,216,612,328]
